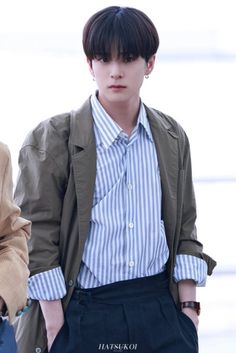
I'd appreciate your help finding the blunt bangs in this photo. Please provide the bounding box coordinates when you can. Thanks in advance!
[83,6,159,62]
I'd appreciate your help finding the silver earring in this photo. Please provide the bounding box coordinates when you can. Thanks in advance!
[145,75,149,79]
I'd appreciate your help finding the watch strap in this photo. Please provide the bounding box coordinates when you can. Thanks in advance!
[180,301,201,315]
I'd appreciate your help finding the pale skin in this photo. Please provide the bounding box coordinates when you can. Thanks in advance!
[178,280,199,329]
[40,300,64,351]
[41,53,198,350]
[88,53,154,136]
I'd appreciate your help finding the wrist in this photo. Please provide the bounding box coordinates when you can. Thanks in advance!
[39,300,64,328]
[180,301,201,316]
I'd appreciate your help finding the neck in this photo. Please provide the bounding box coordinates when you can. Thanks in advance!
[98,95,141,135]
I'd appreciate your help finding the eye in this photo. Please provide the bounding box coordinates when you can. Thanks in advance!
[95,55,110,63]
[123,55,136,63]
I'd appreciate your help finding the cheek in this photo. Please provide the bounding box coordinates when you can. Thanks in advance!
[94,73,105,85]
[93,67,107,81]
[133,71,145,85]
[133,65,146,79]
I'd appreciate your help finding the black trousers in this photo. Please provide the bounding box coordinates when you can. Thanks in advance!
[50,272,198,353]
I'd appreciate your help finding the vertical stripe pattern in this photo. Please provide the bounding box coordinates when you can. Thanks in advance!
[78,95,169,288]
[27,94,207,299]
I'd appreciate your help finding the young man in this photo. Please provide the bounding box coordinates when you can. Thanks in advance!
[14,6,216,353]
[0,142,31,353]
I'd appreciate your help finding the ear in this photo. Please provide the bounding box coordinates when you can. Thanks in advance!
[145,55,156,75]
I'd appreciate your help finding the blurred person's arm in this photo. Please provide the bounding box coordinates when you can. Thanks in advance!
[0,142,31,322]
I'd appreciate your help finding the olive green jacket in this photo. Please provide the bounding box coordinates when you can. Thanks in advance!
[13,98,216,353]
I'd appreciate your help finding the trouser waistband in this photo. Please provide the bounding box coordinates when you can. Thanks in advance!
[72,271,169,303]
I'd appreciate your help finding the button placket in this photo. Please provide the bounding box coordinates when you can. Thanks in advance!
[126,143,136,275]
[128,260,135,267]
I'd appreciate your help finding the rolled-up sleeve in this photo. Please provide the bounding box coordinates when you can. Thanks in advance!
[28,267,67,300]
[173,254,207,286]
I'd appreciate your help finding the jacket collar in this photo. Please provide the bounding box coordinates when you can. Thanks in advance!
[70,97,95,149]
[144,103,179,197]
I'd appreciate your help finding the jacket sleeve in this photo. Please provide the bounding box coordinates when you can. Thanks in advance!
[0,143,31,322]
[14,117,70,278]
[176,132,216,275]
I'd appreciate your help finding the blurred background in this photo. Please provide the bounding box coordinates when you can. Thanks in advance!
[0,0,235,351]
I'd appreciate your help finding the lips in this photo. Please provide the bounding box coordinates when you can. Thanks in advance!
[109,85,126,89]
[108,84,127,93]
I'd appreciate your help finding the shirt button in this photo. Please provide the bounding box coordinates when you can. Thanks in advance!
[128,261,135,267]
[128,222,134,229]
[127,183,133,190]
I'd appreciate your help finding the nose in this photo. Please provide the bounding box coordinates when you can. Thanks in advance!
[110,72,123,79]
[109,62,123,79]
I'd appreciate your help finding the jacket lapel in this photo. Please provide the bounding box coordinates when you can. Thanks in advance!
[145,106,180,258]
[69,98,96,250]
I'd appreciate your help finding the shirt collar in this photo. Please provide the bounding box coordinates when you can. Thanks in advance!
[138,103,154,142]
[91,94,122,149]
[91,93,153,149]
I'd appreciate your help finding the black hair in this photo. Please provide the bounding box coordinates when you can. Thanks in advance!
[83,6,159,63]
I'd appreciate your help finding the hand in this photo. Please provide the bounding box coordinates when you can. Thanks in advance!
[39,300,64,351]
[46,320,64,352]
[181,307,199,331]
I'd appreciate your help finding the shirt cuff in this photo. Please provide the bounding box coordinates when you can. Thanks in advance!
[173,254,207,286]
[28,267,67,300]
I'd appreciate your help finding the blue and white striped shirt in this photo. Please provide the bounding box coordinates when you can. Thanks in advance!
[28,94,207,300]
[77,95,169,288]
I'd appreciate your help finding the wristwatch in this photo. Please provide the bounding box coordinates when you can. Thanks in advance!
[180,301,201,316]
